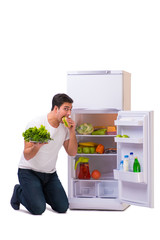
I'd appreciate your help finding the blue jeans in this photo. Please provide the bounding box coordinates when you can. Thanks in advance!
[17,168,69,215]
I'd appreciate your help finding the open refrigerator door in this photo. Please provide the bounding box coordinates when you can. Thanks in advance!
[113,111,154,208]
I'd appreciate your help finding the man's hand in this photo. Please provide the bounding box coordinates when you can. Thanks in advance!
[67,118,76,131]
[63,118,77,156]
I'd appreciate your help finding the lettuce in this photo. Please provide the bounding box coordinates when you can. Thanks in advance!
[22,125,53,143]
[76,123,94,135]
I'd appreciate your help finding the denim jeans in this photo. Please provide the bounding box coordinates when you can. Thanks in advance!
[17,168,69,215]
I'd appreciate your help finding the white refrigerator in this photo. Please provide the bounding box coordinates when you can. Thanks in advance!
[67,71,154,210]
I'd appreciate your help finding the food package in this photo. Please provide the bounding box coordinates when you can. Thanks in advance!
[106,126,117,135]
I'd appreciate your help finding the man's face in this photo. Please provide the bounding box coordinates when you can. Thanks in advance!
[56,102,72,121]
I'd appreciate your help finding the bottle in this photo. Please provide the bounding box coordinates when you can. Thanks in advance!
[129,152,134,172]
[119,160,124,171]
[133,157,141,172]
[123,155,129,171]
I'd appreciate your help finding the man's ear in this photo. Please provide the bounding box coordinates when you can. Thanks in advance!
[54,105,59,113]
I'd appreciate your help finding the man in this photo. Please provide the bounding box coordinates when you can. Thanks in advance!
[10,93,77,215]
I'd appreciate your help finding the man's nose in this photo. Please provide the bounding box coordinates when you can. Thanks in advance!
[67,110,71,116]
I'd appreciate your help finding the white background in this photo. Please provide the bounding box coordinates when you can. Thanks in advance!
[0,0,160,239]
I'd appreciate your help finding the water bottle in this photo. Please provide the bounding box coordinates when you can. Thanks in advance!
[129,152,134,172]
[119,160,124,171]
[123,155,129,171]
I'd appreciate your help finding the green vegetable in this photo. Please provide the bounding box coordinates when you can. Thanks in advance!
[22,125,53,143]
[76,123,94,135]
[91,129,107,135]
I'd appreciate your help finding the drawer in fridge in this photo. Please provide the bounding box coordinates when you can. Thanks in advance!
[74,181,96,198]
[98,181,118,198]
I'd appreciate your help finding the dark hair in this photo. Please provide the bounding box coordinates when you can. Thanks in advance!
[51,93,73,110]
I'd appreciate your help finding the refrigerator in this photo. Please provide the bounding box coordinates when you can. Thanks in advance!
[67,70,154,210]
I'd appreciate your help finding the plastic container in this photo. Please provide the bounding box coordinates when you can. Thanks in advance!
[74,181,96,198]
[123,155,129,171]
[129,152,134,172]
[107,126,117,135]
[98,181,118,198]
[119,160,124,171]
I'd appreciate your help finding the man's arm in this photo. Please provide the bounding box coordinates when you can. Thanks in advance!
[23,141,46,160]
[63,133,77,156]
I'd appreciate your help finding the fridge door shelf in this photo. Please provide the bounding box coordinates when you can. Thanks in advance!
[74,180,118,198]
[115,119,143,126]
[114,137,143,144]
[113,169,144,183]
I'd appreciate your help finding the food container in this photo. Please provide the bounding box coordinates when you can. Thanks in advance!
[106,126,117,135]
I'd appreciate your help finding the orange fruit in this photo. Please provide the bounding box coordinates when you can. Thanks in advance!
[91,170,101,180]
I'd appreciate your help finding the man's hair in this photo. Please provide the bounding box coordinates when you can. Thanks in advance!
[51,93,73,111]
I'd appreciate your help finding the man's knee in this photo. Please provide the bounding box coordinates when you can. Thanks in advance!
[53,200,69,213]
[29,202,46,215]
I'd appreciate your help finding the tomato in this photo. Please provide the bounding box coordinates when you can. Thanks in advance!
[91,170,101,180]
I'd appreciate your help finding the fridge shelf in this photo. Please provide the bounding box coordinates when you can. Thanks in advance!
[76,134,117,137]
[114,137,143,144]
[73,172,114,181]
[113,169,144,183]
[76,153,117,157]
[115,120,143,126]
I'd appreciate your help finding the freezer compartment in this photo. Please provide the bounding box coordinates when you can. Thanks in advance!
[74,180,118,198]
[67,71,131,110]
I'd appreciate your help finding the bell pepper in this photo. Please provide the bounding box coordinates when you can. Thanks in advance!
[91,129,107,135]
[96,144,104,154]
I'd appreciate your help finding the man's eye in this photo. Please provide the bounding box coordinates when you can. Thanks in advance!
[64,108,72,111]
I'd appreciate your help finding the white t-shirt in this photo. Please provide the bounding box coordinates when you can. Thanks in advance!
[19,114,70,173]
